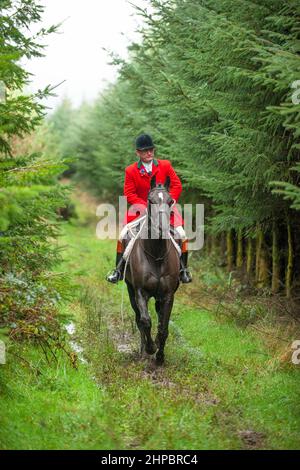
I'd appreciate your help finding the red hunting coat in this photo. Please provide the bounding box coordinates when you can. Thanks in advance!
[123,158,183,227]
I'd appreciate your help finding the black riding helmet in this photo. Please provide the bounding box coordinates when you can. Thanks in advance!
[135,134,155,150]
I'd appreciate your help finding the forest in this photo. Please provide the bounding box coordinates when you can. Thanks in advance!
[54,0,300,297]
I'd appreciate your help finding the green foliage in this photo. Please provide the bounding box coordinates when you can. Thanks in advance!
[70,0,299,237]
[0,1,70,348]
[47,98,90,178]
[0,0,60,155]
[271,164,300,210]
[4,198,297,450]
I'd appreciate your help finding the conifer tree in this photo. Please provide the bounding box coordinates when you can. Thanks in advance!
[73,0,300,296]
[0,1,68,342]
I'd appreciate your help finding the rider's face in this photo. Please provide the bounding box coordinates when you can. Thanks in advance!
[136,148,155,163]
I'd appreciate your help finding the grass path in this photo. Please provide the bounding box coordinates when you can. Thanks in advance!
[1,190,299,449]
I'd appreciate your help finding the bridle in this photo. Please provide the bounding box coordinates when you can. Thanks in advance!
[141,186,175,262]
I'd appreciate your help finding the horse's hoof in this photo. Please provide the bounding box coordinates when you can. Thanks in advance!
[155,354,165,366]
[146,342,157,355]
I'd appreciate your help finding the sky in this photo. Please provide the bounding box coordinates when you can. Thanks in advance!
[26,0,150,112]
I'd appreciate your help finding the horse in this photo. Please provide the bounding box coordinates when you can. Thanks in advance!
[124,175,180,365]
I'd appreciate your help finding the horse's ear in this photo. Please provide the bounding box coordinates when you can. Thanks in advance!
[164,176,170,191]
[150,175,156,189]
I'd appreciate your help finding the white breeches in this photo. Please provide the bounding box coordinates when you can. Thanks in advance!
[174,226,187,240]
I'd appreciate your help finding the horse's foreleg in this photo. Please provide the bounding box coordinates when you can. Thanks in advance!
[135,288,157,355]
[155,295,174,365]
[126,282,146,354]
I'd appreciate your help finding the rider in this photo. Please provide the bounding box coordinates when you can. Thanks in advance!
[106,133,192,284]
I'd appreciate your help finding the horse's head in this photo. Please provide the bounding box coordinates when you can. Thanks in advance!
[147,176,174,238]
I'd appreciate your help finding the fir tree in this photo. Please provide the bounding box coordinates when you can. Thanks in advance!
[0,1,69,345]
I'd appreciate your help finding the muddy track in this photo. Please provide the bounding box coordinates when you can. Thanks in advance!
[60,188,300,450]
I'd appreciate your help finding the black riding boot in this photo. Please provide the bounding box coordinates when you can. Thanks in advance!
[106,252,125,284]
[180,251,192,283]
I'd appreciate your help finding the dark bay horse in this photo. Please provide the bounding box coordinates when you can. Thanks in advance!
[125,175,180,365]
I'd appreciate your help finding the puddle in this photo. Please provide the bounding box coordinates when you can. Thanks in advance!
[65,321,87,364]
[65,322,76,335]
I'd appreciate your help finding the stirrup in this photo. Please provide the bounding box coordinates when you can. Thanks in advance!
[180,268,192,284]
[106,268,123,284]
